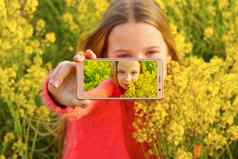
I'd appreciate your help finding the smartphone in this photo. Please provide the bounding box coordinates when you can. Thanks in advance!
[76,58,164,100]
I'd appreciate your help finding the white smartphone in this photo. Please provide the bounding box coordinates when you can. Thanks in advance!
[76,58,164,100]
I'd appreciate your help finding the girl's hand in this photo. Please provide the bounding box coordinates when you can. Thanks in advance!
[48,49,97,111]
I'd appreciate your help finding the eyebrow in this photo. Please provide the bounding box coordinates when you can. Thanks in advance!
[114,46,160,53]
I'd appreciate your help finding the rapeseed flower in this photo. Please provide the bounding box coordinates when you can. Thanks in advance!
[45,32,56,43]
[203,27,214,40]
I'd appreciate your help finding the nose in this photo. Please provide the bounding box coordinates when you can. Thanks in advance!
[124,74,132,82]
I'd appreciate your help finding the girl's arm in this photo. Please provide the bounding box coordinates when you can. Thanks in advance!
[41,75,114,119]
[41,76,74,119]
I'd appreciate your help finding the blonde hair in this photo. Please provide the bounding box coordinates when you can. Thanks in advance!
[78,0,179,61]
[111,60,145,86]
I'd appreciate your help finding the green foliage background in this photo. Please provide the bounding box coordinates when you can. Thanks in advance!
[0,0,237,159]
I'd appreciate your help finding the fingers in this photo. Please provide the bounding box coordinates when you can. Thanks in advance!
[73,49,97,62]
[48,49,96,88]
[84,49,97,59]
[73,53,85,62]
[73,49,97,100]
[48,64,64,88]
[48,61,75,88]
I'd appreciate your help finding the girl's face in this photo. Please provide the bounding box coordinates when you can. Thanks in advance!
[117,61,140,89]
[107,22,171,76]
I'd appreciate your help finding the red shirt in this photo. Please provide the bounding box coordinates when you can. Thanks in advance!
[42,78,156,159]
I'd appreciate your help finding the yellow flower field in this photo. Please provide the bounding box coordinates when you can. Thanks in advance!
[0,0,237,158]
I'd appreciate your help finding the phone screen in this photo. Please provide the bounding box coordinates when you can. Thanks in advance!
[76,58,164,100]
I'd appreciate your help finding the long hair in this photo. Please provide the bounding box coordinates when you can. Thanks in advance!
[78,0,179,61]
[56,118,67,159]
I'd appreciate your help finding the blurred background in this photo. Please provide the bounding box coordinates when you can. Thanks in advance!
[0,0,237,158]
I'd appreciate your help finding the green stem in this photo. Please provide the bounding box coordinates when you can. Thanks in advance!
[226,144,233,159]
[30,119,40,158]
[153,141,160,157]
[155,133,166,159]
[15,109,23,137]
[44,0,61,16]
[24,116,31,159]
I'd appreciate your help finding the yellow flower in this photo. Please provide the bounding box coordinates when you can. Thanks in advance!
[5,68,16,78]
[0,155,6,159]
[166,120,184,146]
[155,0,165,10]
[174,32,193,60]
[203,27,214,39]
[235,1,238,11]
[31,40,40,49]
[36,19,46,32]
[23,24,33,38]
[170,23,178,35]
[207,6,215,16]
[24,0,39,14]
[219,0,229,9]
[222,112,234,126]
[6,20,17,33]
[3,132,15,143]
[64,0,76,7]
[95,0,109,18]
[24,103,36,117]
[24,46,33,54]
[0,0,6,18]
[228,126,238,140]
[62,12,78,31]
[12,138,27,156]
[175,149,192,159]
[223,11,232,20]
[45,32,56,43]
[36,106,50,119]
[5,0,20,16]
[62,12,74,24]
[0,0,5,10]
[205,129,227,150]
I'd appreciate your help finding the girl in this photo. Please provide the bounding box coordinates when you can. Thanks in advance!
[42,0,179,159]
